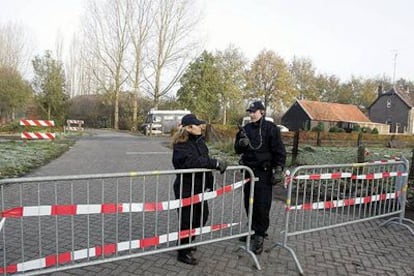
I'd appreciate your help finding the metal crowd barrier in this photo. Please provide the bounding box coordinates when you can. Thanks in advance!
[268,158,414,275]
[0,166,260,275]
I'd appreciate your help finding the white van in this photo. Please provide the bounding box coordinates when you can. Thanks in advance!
[241,116,289,132]
[241,116,274,127]
[140,109,191,135]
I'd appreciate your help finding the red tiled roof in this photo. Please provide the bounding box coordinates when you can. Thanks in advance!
[298,100,371,123]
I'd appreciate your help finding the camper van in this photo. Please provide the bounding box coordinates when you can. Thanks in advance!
[140,109,191,135]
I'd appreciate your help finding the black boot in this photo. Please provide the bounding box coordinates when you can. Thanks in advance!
[239,234,255,242]
[239,233,268,242]
[177,251,198,265]
[251,235,264,255]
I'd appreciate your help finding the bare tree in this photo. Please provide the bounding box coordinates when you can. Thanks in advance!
[0,22,32,76]
[127,0,154,130]
[146,0,201,108]
[67,32,104,97]
[81,0,131,129]
[54,30,65,62]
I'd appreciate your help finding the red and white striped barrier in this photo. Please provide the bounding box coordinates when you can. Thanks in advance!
[287,191,400,211]
[284,170,406,184]
[1,179,247,218]
[0,222,238,274]
[20,119,55,140]
[64,126,84,132]
[19,120,55,127]
[21,132,56,140]
[0,177,248,274]
[65,119,84,132]
[66,120,84,125]
[364,148,401,161]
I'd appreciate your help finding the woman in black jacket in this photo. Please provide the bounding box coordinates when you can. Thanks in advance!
[172,114,227,265]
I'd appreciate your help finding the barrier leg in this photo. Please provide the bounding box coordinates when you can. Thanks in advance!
[266,241,304,275]
[379,217,414,235]
[233,232,262,270]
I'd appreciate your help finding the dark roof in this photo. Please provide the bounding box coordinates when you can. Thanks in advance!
[368,87,414,109]
[386,88,413,107]
[298,100,371,123]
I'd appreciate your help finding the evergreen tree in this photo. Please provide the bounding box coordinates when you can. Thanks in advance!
[176,51,221,122]
[32,51,69,125]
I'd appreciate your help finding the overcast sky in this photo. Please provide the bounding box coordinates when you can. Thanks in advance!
[0,0,412,81]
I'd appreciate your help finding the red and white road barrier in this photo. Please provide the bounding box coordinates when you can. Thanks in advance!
[21,132,56,140]
[19,120,55,127]
[66,120,84,125]
[0,222,238,274]
[65,119,84,132]
[20,119,55,140]
[64,126,84,132]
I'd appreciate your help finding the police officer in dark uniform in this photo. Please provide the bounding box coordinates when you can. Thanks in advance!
[172,114,227,265]
[234,101,286,254]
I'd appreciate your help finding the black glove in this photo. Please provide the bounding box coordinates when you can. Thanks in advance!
[238,128,249,147]
[271,167,284,186]
[239,137,249,147]
[216,160,228,174]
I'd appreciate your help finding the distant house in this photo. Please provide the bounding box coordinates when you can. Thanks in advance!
[368,86,414,134]
[281,100,389,133]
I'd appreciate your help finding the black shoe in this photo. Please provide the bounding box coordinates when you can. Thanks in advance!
[177,253,198,265]
[239,233,268,242]
[239,235,254,242]
[251,236,264,255]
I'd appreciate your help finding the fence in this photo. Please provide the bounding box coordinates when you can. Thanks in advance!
[268,158,414,275]
[19,120,55,140]
[0,166,260,275]
[64,120,84,132]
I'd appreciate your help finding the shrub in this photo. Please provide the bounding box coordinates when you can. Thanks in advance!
[353,124,361,132]
[311,122,324,132]
[361,127,372,134]
[0,121,20,132]
[371,128,379,134]
[329,126,345,133]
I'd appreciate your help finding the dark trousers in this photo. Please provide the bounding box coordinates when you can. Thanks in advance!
[174,186,209,255]
[244,169,272,237]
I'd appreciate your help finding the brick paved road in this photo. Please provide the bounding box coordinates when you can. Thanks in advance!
[11,129,414,275]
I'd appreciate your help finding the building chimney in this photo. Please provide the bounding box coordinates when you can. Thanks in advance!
[377,84,383,97]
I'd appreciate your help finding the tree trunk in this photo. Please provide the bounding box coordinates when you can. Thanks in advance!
[114,89,119,130]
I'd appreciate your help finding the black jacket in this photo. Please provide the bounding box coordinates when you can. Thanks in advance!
[234,117,286,169]
[173,134,217,197]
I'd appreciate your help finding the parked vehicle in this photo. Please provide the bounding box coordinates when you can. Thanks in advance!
[241,116,274,127]
[140,109,191,135]
[241,117,289,132]
[277,124,289,132]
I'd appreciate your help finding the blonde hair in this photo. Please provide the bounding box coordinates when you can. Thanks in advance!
[172,126,190,145]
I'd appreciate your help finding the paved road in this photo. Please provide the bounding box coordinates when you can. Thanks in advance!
[7,129,414,275]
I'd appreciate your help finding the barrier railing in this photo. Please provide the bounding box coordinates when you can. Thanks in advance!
[0,166,260,275]
[268,158,414,275]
